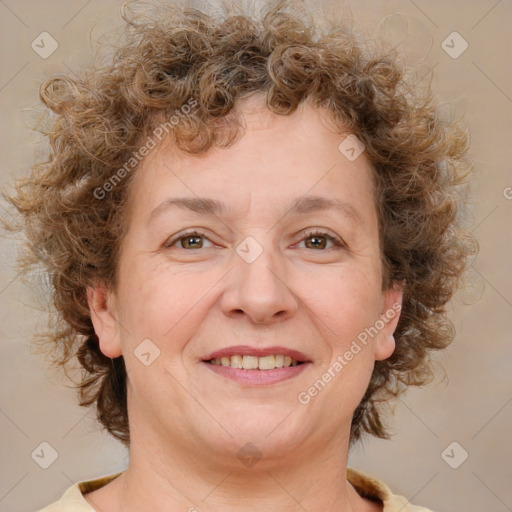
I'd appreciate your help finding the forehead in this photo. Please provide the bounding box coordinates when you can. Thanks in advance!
[126,97,377,227]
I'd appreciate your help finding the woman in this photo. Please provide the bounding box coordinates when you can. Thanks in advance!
[5,0,475,510]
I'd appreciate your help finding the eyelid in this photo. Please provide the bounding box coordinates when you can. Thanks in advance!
[295,228,347,250]
[164,227,347,251]
[163,229,215,249]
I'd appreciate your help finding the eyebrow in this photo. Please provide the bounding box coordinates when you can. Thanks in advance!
[147,195,362,225]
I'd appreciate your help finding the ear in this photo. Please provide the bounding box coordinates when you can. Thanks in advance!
[374,282,403,361]
[86,282,123,358]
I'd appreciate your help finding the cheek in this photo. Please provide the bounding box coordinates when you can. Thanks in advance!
[308,269,380,387]
[317,267,382,343]
[117,267,204,410]
[315,269,382,405]
[116,260,219,355]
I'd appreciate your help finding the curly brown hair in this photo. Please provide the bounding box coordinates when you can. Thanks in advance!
[2,0,476,446]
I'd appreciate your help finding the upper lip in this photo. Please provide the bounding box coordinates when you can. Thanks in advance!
[202,345,310,362]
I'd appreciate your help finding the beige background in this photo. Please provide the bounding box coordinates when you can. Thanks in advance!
[1,1,511,511]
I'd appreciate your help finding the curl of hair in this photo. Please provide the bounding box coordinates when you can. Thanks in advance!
[3,0,477,446]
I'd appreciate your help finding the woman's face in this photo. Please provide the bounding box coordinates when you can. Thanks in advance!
[89,95,402,465]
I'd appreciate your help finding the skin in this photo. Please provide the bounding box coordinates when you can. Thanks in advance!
[86,94,402,512]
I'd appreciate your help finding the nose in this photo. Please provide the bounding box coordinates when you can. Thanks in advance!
[220,240,299,325]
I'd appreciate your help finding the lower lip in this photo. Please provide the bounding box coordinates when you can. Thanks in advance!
[201,361,311,385]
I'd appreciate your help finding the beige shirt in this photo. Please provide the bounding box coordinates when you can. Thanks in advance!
[38,467,434,511]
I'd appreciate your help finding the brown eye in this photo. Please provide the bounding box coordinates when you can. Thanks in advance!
[180,235,204,249]
[299,230,345,250]
[164,230,213,249]
[305,234,328,250]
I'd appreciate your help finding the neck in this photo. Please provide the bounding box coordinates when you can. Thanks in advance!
[107,426,363,512]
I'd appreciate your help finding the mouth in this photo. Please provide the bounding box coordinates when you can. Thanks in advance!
[204,354,305,370]
[201,345,310,370]
[200,345,311,385]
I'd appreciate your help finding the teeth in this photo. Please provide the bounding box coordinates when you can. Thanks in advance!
[258,355,275,370]
[208,354,301,370]
[230,355,243,369]
[242,355,259,370]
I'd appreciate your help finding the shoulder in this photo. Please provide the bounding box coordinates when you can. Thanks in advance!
[37,473,122,512]
[347,467,436,512]
[38,469,436,512]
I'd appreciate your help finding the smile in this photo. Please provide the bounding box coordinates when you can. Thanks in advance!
[207,354,302,370]
[202,358,310,385]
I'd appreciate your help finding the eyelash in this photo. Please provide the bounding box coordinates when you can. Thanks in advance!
[164,229,346,251]
[296,229,346,250]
